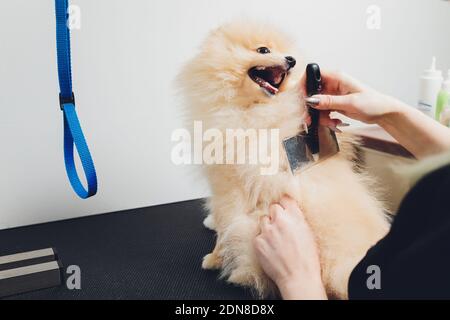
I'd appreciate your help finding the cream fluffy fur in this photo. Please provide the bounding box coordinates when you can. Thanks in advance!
[178,21,390,299]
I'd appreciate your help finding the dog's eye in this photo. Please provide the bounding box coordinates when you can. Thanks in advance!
[257,47,271,54]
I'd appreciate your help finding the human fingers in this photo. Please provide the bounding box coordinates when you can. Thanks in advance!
[269,204,284,222]
[318,111,346,133]
[305,94,357,113]
[261,215,271,231]
[279,196,301,216]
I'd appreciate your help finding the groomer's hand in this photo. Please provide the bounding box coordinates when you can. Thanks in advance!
[300,70,450,159]
[300,70,401,125]
[254,197,327,300]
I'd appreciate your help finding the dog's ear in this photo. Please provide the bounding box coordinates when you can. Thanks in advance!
[201,26,226,50]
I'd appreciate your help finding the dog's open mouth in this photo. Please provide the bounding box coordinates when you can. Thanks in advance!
[248,66,287,95]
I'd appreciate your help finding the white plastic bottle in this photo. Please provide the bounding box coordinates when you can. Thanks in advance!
[418,57,443,118]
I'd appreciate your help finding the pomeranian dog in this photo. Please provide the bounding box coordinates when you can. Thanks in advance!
[178,20,390,299]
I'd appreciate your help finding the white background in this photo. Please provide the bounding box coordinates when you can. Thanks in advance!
[1,0,449,229]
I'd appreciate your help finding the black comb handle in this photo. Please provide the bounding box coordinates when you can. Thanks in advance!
[306,63,322,154]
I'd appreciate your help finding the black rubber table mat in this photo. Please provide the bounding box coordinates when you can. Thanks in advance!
[0,200,254,300]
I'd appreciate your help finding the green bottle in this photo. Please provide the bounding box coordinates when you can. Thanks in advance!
[436,70,450,123]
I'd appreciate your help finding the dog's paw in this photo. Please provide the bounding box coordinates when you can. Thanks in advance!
[202,253,222,270]
[203,215,216,231]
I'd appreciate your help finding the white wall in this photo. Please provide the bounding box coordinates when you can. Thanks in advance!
[1,0,449,229]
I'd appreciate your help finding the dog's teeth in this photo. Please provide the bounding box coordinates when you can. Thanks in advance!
[257,66,265,71]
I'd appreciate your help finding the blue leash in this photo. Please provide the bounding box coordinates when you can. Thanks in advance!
[55,0,97,199]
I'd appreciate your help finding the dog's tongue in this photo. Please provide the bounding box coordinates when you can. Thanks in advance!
[260,80,279,95]
[253,74,279,95]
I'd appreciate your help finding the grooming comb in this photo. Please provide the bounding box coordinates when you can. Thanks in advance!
[283,64,340,174]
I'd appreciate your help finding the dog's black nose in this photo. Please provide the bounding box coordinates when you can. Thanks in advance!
[285,56,296,69]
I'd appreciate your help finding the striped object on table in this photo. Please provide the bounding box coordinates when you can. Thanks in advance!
[0,248,62,298]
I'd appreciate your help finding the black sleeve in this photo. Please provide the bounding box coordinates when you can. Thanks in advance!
[348,164,450,300]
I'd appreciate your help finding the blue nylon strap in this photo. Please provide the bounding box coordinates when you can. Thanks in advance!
[55,0,97,199]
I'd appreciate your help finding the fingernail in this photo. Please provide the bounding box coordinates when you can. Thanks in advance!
[337,123,351,127]
[305,97,320,105]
